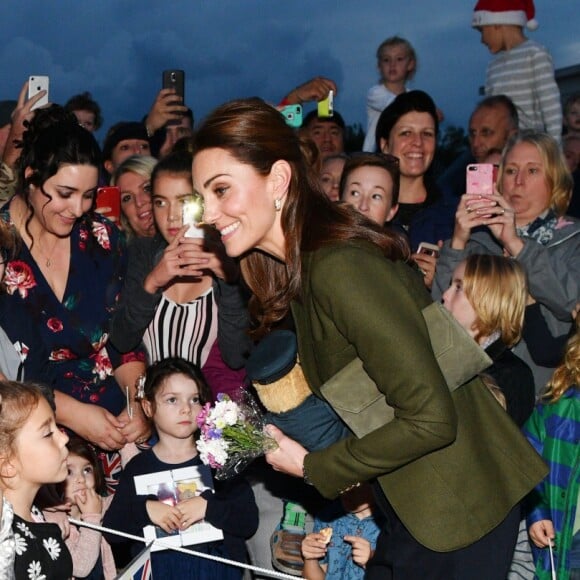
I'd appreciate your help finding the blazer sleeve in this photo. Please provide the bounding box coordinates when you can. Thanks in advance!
[302,246,457,498]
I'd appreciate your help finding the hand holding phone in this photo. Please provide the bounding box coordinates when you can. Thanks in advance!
[317,90,334,118]
[417,242,440,258]
[466,163,494,195]
[96,186,121,224]
[28,76,49,111]
[162,70,185,126]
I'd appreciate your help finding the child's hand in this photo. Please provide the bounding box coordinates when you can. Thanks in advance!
[176,496,208,530]
[301,532,329,560]
[529,519,556,548]
[146,500,182,534]
[344,536,373,568]
[75,488,102,515]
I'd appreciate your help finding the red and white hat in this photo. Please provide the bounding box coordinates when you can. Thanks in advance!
[472,0,538,30]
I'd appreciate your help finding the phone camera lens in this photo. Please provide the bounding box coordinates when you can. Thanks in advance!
[171,73,176,81]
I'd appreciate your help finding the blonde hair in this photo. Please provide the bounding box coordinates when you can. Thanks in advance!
[463,254,527,347]
[498,130,573,217]
[376,36,417,81]
[544,323,580,403]
[110,155,158,237]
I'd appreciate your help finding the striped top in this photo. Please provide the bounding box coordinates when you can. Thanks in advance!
[485,39,562,143]
[142,287,218,366]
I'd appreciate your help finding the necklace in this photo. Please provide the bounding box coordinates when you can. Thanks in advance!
[35,238,61,269]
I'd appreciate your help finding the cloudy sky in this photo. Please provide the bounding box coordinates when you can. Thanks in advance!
[1,1,577,142]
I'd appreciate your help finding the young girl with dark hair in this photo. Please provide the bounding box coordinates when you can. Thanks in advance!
[103,357,258,579]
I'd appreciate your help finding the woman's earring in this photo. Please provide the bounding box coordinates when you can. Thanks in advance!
[274,198,282,212]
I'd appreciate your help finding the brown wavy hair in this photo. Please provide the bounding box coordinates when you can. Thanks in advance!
[192,98,410,337]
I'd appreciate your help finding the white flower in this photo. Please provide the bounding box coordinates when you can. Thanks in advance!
[43,537,61,560]
[16,521,35,538]
[197,437,229,467]
[14,533,27,555]
[27,560,46,580]
[211,400,239,427]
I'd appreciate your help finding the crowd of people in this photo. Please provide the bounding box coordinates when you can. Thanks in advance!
[0,0,578,578]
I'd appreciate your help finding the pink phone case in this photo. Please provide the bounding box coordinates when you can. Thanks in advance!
[466,163,494,195]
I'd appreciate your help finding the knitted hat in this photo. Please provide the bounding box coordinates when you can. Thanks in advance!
[472,0,538,30]
[102,121,149,161]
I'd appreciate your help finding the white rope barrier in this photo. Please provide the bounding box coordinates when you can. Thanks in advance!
[69,518,301,579]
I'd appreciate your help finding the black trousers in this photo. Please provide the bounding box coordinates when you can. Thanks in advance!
[365,498,521,580]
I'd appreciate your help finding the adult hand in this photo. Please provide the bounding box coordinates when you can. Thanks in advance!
[478,192,524,257]
[2,81,48,166]
[145,500,182,534]
[144,88,188,134]
[73,404,128,451]
[411,244,441,290]
[529,519,555,549]
[283,77,337,105]
[116,405,151,445]
[264,424,308,478]
[344,536,373,568]
[450,193,496,249]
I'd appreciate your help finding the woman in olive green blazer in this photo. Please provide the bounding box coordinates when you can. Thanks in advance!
[191,97,547,578]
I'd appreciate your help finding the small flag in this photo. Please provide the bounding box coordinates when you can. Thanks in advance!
[115,542,153,579]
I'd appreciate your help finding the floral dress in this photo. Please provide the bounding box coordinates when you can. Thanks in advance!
[12,508,72,580]
[0,202,145,491]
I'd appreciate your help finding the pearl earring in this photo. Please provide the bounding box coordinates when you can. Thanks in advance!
[274,198,282,211]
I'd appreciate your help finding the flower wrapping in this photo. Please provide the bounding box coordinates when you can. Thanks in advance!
[196,391,277,480]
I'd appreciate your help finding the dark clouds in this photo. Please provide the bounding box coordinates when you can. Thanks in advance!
[0,0,576,143]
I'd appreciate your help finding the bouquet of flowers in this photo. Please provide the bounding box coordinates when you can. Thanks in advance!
[196,391,277,480]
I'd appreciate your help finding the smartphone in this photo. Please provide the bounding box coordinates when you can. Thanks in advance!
[162,70,185,126]
[417,242,440,258]
[96,186,121,224]
[182,195,204,238]
[280,104,302,128]
[317,90,334,118]
[28,75,49,111]
[466,163,494,195]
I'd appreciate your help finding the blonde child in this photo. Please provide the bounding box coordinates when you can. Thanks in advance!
[363,36,416,152]
[0,381,72,579]
[523,322,580,580]
[301,483,380,579]
[42,437,116,579]
[472,0,562,142]
[103,357,258,579]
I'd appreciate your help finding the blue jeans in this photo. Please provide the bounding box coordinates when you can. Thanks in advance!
[266,394,350,451]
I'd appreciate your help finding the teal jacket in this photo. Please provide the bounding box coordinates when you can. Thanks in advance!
[294,241,547,552]
[524,387,580,580]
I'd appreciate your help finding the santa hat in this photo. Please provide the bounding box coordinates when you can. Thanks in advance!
[472,0,538,30]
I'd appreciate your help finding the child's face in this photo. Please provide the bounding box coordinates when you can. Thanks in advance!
[339,483,374,515]
[341,165,398,225]
[378,45,414,84]
[12,398,69,487]
[64,453,96,503]
[563,138,580,173]
[479,26,504,54]
[320,158,346,202]
[142,374,203,441]
[565,102,580,134]
[442,262,478,339]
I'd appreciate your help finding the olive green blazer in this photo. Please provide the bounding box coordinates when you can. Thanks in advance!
[294,241,547,552]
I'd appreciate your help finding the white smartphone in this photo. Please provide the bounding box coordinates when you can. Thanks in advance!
[417,242,440,258]
[28,76,49,111]
[182,196,204,238]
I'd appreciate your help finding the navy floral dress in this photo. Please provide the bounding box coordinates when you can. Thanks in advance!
[1,201,145,490]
